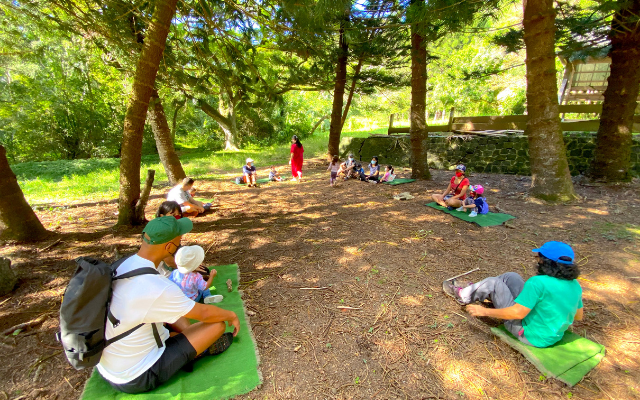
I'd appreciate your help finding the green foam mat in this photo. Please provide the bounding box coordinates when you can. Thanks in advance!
[382,178,416,185]
[491,325,604,386]
[195,198,214,204]
[233,178,271,185]
[81,264,261,400]
[425,202,515,227]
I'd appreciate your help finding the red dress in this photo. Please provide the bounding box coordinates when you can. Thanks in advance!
[290,143,304,177]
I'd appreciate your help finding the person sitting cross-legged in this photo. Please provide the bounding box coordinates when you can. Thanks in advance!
[167,177,210,217]
[97,216,240,394]
[443,241,584,348]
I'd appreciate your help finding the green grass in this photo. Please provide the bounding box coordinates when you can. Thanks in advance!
[13,130,389,204]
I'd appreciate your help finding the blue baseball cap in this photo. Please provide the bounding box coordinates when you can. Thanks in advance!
[532,241,575,264]
[455,164,466,173]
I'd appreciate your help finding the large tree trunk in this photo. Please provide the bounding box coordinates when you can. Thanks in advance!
[591,0,640,182]
[148,90,186,184]
[199,99,239,151]
[219,96,239,151]
[409,10,431,180]
[327,24,349,158]
[117,0,179,226]
[0,145,49,241]
[522,0,576,201]
[341,57,364,128]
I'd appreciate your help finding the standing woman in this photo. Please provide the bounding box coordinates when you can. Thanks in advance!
[289,135,304,182]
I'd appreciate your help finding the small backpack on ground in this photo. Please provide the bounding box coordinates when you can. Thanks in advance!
[57,256,163,370]
[235,176,244,184]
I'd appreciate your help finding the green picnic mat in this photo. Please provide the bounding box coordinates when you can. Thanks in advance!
[233,177,271,185]
[195,198,214,204]
[81,264,261,400]
[383,178,416,185]
[425,202,515,227]
[491,325,604,386]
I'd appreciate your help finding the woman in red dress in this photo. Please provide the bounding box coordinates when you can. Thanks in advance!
[289,135,304,182]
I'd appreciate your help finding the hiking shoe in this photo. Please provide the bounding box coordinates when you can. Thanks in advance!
[442,280,467,305]
[208,332,233,356]
[204,295,224,304]
[456,206,465,212]
[469,211,478,217]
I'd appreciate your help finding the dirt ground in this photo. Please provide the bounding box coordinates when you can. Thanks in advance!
[1,159,639,400]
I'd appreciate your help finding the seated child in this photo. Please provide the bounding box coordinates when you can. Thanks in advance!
[169,245,222,304]
[457,184,488,217]
[269,166,283,182]
[366,156,380,182]
[378,165,395,183]
[155,201,183,219]
[243,158,258,187]
[354,163,367,181]
[327,155,340,186]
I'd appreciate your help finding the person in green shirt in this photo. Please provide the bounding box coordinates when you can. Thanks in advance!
[443,241,584,347]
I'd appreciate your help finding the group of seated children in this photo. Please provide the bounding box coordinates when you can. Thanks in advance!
[431,164,487,217]
[328,153,395,186]
[239,158,283,187]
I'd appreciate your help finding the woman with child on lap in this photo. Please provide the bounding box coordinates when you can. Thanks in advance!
[432,164,470,210]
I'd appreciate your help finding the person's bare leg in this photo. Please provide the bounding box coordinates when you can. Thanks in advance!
[169,317,191,333]
[181,321,227,355]
[446,198,462,208]
[432,194,446,207]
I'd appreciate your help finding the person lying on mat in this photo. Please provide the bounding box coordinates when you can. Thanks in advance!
[366,156,380,182]
[97,216,239,394]
[167,177,211,217]
[443,241,583,348]
[456,184,488,217]
[243,158,258,187]
[431,164,470,210]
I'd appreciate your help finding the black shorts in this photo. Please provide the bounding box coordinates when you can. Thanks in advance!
[102,333,197,394]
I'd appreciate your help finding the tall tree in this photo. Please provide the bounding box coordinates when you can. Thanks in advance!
[118,0,179,225]
[0,145,49,241]
[148,89,186,184]
[523,0,576,201]
[408,0,431,179]
[328,23,350,158]
[591,0,640,181]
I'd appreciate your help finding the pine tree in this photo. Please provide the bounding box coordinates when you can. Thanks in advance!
[523,0,576,201]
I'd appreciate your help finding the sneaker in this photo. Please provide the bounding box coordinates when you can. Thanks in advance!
[447,206,455,211]
[208,332,233,356]
[456,207,465,212]
[442,280,467,305]
[204,295,224,304]
[469,211,477,217]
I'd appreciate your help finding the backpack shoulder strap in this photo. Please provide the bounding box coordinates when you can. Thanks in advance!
[113,267,160,280]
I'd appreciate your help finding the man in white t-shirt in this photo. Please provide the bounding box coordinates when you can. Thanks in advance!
[97,216,240,393]
[167,177,207,217]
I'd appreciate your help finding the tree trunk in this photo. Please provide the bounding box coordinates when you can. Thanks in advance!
[148,90,186,184]
[522,0,576,201]
[171,99,185,141]
[199,99,239,151]
[311,115,330,135]
[341,57,364,128]
[409,15,431,180]
[327,24,349,158]
[117,0,179,226]
[134,169,155,222]
[219,97,239,151]
[591,0,640,182]
[0,145,49,241]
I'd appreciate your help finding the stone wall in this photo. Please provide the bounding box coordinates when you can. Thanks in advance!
[339,133,640,177]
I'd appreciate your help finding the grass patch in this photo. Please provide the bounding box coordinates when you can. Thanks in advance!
[593,222,640,242]
[12,128,391,204]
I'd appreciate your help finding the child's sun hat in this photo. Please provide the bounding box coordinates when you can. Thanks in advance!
[175,245,206,274]
[471,184,484,195]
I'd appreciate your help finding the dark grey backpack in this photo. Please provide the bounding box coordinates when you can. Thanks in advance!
[57,256,163,370]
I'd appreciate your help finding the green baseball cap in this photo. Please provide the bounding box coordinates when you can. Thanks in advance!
[142,216,193,245]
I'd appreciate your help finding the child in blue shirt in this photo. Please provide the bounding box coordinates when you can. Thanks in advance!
[457,184,488,217]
